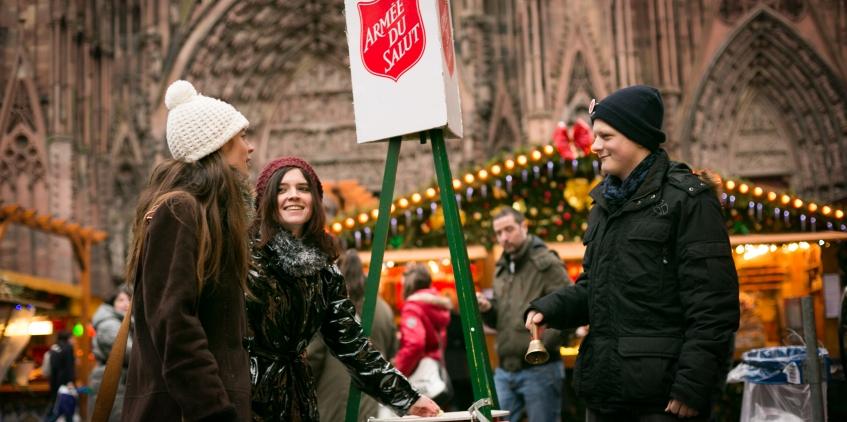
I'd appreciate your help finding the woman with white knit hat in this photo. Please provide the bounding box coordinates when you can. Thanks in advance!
[122,80,254,421]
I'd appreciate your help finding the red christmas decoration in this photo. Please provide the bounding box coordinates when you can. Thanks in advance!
[552,120,594,160]
[553,121,576,160]
[571,119,593,155]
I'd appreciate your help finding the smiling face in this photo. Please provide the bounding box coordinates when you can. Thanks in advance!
[220,129,254,175]
[276,169,313,237]
[591,119,650,180]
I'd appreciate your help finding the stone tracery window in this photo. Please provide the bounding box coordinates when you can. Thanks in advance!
[0,134,46,193]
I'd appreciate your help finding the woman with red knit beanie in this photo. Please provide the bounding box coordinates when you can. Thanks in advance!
[246,156,440,421]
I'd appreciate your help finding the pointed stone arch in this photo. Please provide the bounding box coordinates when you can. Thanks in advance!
[105,119,145,277]
[681,8,847,201]
[0,51,50,275]
[0,50,49,203]
[487,74,523,156]
[111,121,145,200]
[551,32,609,123]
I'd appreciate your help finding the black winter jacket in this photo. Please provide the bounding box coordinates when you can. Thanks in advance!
[247,230,419,421]
[529,150,739,414]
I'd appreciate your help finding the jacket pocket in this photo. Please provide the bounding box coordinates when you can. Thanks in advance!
[621,220,670,295]
[617,336,681,402]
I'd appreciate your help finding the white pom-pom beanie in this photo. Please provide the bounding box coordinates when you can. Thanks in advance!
[164,80,249,163]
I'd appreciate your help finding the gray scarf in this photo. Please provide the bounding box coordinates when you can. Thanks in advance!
[265,230,328,278]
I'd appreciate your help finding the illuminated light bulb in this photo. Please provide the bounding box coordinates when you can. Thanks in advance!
[398,198,409,208]
[767,192,777,201]
[781,195,791,205]
[738,184,749,194]
[808,203,818,213]
[344,218,355,228]
[357,213,369,224]
[390,204,396,213]
[517,155,528,166]
[543,145,555,155]
[836,210,844,219]
[452,179,462,189]
[425,188,437,198]
[753,187,763,196]
[478,169,489,180]
[531,150,542,161]
[464,173,475,184]
[726,180,736,191]
[505,160,515,170]
[822,206,832,215]
[735,245,744,254]
[793,198,803,208]
[411,193,422,204]
[371,209,379,219]
[491,165,502,175]
[332,222,343,233]
[73,322,84,337]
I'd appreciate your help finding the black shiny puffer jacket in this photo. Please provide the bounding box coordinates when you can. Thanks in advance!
[246,230,419,421]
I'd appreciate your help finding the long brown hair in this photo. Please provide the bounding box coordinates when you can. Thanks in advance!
[125,150,250,293]
[253,166,340,262]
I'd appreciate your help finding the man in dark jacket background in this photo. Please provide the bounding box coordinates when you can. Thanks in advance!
[477,207,569,422]
[526,85,739,421]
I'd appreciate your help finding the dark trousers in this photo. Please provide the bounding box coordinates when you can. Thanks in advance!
[586,408,708,422]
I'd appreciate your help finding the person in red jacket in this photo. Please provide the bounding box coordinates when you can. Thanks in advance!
[394,264,453,406]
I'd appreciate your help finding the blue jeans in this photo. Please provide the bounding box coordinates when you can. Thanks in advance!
[494,360,564,422]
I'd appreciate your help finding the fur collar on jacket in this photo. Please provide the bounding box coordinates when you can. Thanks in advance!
[264,229,329,278]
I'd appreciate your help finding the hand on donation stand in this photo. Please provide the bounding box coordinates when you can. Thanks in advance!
[408,395,441,417]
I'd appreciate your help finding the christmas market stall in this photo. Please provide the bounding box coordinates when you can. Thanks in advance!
[330,124,847,364]
[0,204,106,417]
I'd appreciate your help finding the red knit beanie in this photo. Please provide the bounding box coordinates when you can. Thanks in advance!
[255,156,323,209]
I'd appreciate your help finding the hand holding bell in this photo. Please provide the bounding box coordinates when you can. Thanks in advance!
[524,323,549,365]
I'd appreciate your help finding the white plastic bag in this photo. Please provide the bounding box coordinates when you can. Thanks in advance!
[740,382,827,422]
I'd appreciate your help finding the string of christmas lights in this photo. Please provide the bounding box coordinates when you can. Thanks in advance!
[330,144,846,250]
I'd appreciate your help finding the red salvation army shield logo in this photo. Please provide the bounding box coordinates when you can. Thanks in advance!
[438,0,454,76]
[358,0,426,81]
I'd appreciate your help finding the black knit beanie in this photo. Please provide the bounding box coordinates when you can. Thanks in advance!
[590,85,666,151]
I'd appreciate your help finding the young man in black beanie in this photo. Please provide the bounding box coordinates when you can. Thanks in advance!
[525,85,740,421]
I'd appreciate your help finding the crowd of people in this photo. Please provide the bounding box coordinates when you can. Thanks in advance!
[66,81,739,422]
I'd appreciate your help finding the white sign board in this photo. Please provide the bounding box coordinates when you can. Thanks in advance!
[344,0,463,143]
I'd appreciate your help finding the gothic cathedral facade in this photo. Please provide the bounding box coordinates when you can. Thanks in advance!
[2,0,846,294]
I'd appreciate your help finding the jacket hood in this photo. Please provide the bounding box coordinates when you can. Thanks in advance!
[406,288,452,310]
[405,288,452,329]
[496,235,546,272]
[92,303,124,328]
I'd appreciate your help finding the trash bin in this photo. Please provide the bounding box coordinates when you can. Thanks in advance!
[727,346,830,422]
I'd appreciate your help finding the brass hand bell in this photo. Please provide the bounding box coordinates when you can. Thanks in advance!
[524,323,549,365]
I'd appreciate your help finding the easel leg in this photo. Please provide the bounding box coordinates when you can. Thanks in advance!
[345,137,402,422]
[429,128,498,417]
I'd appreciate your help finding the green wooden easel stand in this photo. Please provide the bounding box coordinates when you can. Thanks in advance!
[345,129,498,421]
